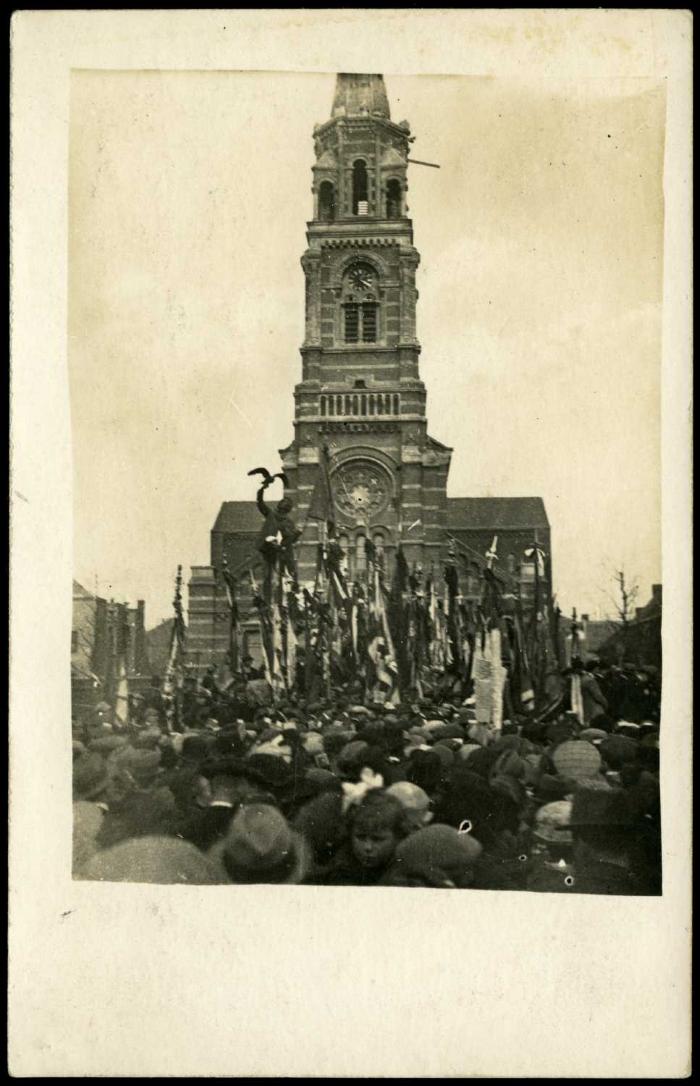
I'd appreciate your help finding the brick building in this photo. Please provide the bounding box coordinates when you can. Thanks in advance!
[71,580,149,717]
[188,73,551,669]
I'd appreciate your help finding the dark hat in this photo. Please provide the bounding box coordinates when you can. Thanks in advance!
[569,786,635,829]
[73,752,110,800]
[200,755,248,781]
[600,735,639,770]
[181,735,210,762]
[534,773,571,803]
[244,753,293,793]
[337,740,370,772]
[121,748,162,785]
[579,728,608,746]
[303,767,341,794]
[547,720,575,748]
[432,723,467,742]
[432,744,455,770]
[88,734,128,756]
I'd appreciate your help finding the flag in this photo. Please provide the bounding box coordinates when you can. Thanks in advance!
[163,566,186,732]
[250,567,274,689]
[366,551,399,706]
[114,657,129,728]
[388,544,410,690]
[307,444,334,527]
[220,561,240,674]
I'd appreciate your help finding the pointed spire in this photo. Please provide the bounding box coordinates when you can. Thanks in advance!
[332,74,390,119]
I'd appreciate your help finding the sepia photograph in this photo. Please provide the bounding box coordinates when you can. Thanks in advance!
[10,9,692,1079]
[69,67,664,894]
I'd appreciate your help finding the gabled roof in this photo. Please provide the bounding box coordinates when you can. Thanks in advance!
[446,497,549,531]
[212,501,261,534]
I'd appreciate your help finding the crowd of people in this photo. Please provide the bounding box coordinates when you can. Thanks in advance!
[72,657,661,894]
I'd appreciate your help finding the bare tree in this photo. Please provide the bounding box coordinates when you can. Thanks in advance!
[604,568,640,663]
[611,569,640,628]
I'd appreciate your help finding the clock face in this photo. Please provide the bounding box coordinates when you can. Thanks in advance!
[333,460,391,520]
[347,264,375,291]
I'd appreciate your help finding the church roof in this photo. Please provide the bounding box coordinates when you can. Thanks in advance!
[213,501,261,534]
[446,497,549,531]
[332,74,390,119]
[214,497,549,533]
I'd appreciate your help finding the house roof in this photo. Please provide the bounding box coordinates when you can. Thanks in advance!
[213,502,262,534]
[446,497,549,531]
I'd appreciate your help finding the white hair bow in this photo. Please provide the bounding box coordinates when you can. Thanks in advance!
[341,766,384,813]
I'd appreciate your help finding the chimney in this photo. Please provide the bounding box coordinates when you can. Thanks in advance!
[581,613,589,622]
[652,584,662,604]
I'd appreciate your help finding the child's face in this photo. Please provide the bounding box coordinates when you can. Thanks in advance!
[351,821,397,869]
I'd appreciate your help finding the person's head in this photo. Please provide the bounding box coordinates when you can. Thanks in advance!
[277,496,294,516]
[569,786,635,865]
[385,781,433,830]
[73,752,111,802]
[389,824,483,888]
[552,740,603,788]
[120,748,162,790]
[216,802,308,884]
[405,749,445,794]
[349,791,410,871]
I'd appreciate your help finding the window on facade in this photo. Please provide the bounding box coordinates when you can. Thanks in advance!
[344,303,360,342]
[355,533,367,574]
[373,532,385,556]
[465,570,481,597]
[352,160,369,215]
[507,553,516,574]
[343,301,377,343]
[386,178,402,218]
[319,180,335,221]
[71,629,78,654]
[320,395,327,416]
[520,561,536,599]
[361,303,377,342]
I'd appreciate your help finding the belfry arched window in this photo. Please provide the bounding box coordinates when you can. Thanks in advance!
[341,261,379,344]
[319,180,335,221]
[386,178,402,218]
[352,160,369,215]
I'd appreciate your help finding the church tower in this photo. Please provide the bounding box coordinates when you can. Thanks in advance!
[188,73,551,670]
[279,72,453,582]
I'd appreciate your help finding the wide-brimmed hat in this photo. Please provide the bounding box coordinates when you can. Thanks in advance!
[73,752,110,800]
[120,748,162,786]
[533,800,573,845]
[599,735,639,769]
[213,803,308,884]
[552,740,602,782]
[81,836,221,884]
[579,728,608,746]
[391,824,482,888]
[569,786,634,829]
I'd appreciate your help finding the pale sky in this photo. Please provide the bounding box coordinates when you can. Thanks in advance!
[69,70,664,625]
